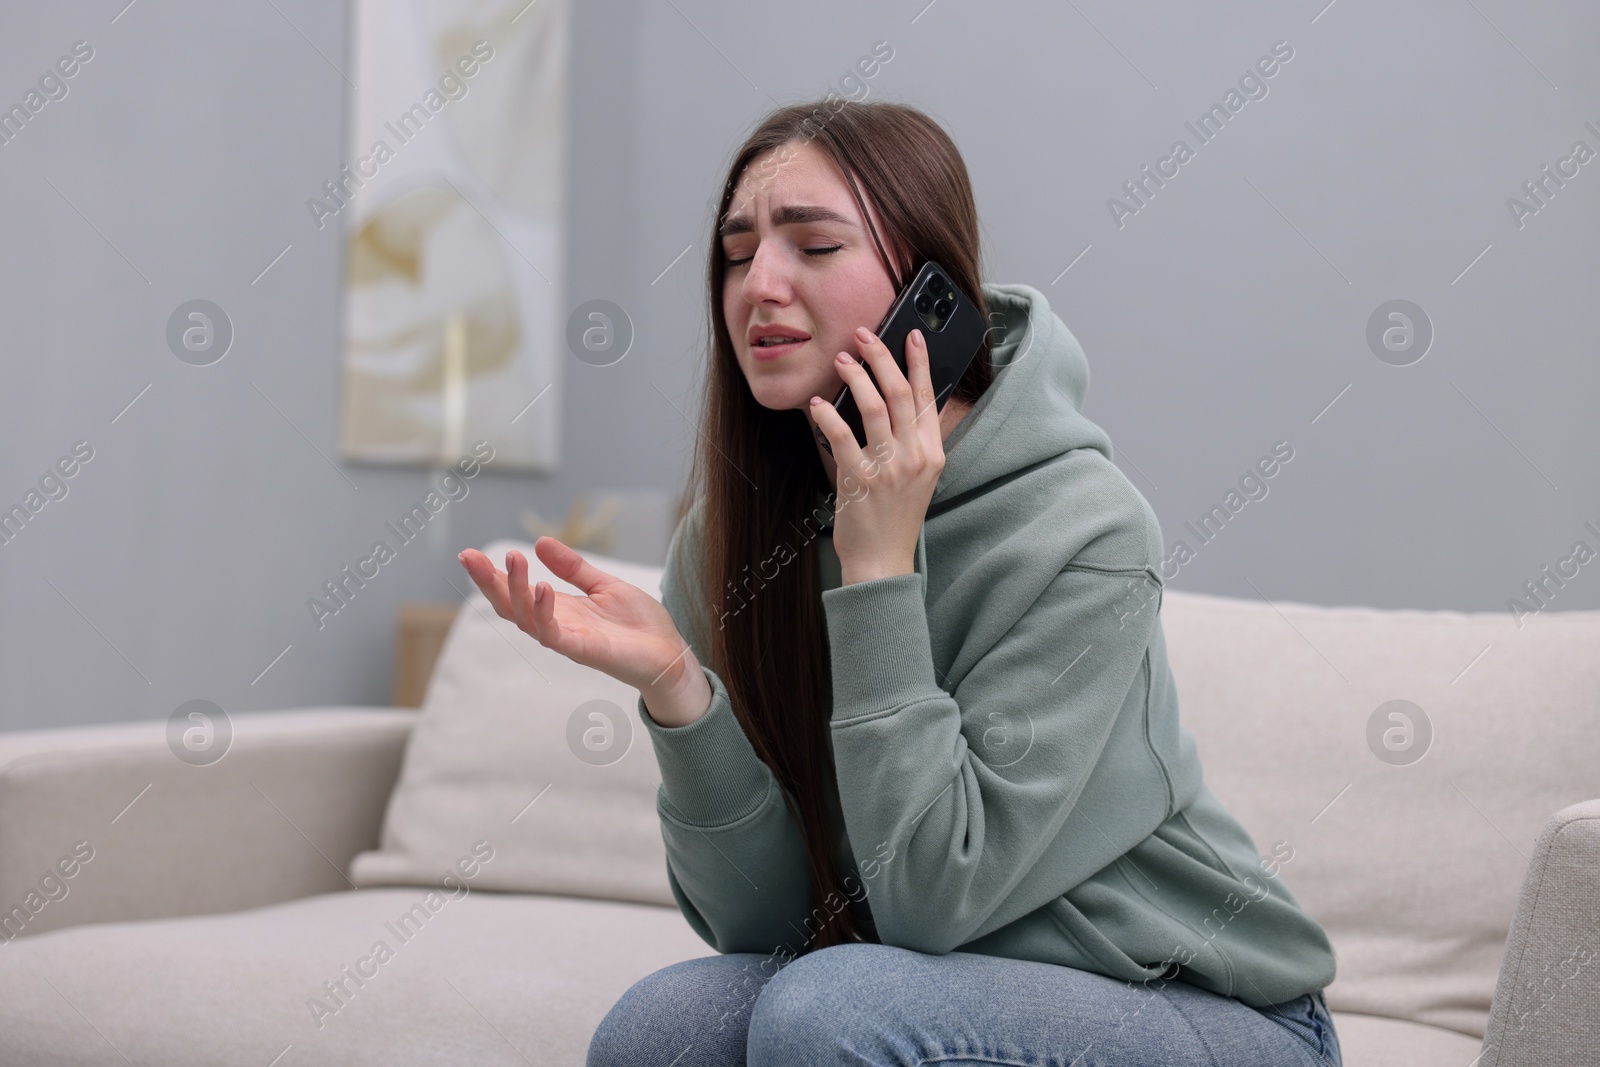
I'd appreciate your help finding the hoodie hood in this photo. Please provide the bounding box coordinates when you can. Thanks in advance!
[810,282,1121,584]
[934,282,1111,506]
[901,283,1113,581]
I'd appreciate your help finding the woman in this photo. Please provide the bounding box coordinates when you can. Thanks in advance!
[460,100,1342,1067]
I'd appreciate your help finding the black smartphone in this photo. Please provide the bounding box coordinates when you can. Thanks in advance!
[816,260,986,456]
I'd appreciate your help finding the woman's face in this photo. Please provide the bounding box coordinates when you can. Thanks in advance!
[720,139,903,417]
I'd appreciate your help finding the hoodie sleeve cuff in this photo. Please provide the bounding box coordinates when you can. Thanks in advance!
[822,571,943,722]
[636,663,774,827]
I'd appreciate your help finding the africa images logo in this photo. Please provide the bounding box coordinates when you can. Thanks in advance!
[1107,40,1295,229]
[306,41,495,231]
[307,440,495,630]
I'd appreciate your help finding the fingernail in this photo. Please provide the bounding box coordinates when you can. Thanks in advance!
[856,326,876,343]
[836,351,852,363]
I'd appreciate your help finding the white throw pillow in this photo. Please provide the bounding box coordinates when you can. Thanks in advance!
[348,539,675,907]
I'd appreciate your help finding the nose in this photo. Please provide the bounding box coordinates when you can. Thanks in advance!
[740,243,791,307]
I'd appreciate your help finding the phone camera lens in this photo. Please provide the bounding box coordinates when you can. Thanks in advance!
[915,293,933,313]
[935,298,954,317]
[927,274,945,294]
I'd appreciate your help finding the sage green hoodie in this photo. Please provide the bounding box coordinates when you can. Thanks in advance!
[636,282,1336,1007]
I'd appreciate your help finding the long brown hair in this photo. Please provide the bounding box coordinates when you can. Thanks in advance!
[674,99,992,951]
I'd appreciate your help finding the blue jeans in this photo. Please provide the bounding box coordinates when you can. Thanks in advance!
[588,944,1342,1066]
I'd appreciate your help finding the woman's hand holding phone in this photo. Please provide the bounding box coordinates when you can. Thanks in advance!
[811,324,946,586]
[457,538,712,727]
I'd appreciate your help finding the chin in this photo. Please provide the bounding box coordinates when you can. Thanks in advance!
[749,390,810,414]
[747,374,835,414]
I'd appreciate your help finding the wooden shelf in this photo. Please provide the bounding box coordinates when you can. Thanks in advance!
[392,602,462,708]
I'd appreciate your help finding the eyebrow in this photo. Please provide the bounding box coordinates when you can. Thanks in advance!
[718,204,855,238]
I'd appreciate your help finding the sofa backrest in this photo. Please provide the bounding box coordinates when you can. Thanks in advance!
[355,540,1600,1041]
[1158,588,1600,1039]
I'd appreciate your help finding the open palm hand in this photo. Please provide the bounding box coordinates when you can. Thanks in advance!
[458,536,694,696]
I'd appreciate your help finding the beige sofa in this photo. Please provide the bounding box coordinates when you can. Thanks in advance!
[0,539,1595,1066]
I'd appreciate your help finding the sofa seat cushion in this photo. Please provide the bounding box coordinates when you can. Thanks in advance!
[0,887,1494,1067]
[0,888,708,1066]
[1329,1012,1485,1067]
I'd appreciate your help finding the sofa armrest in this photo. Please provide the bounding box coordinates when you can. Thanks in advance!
[0,708,415,943]
[1480,797,1600,1067]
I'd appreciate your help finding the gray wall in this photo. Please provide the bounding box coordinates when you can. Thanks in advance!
[1,0,1595,732]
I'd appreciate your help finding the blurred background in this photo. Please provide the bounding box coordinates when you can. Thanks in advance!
[1,0,1595,732]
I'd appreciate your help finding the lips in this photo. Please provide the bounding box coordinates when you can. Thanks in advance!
[751,337,807,360]
[748,325,811,359]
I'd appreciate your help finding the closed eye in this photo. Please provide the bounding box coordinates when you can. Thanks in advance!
[724,245,842,268]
